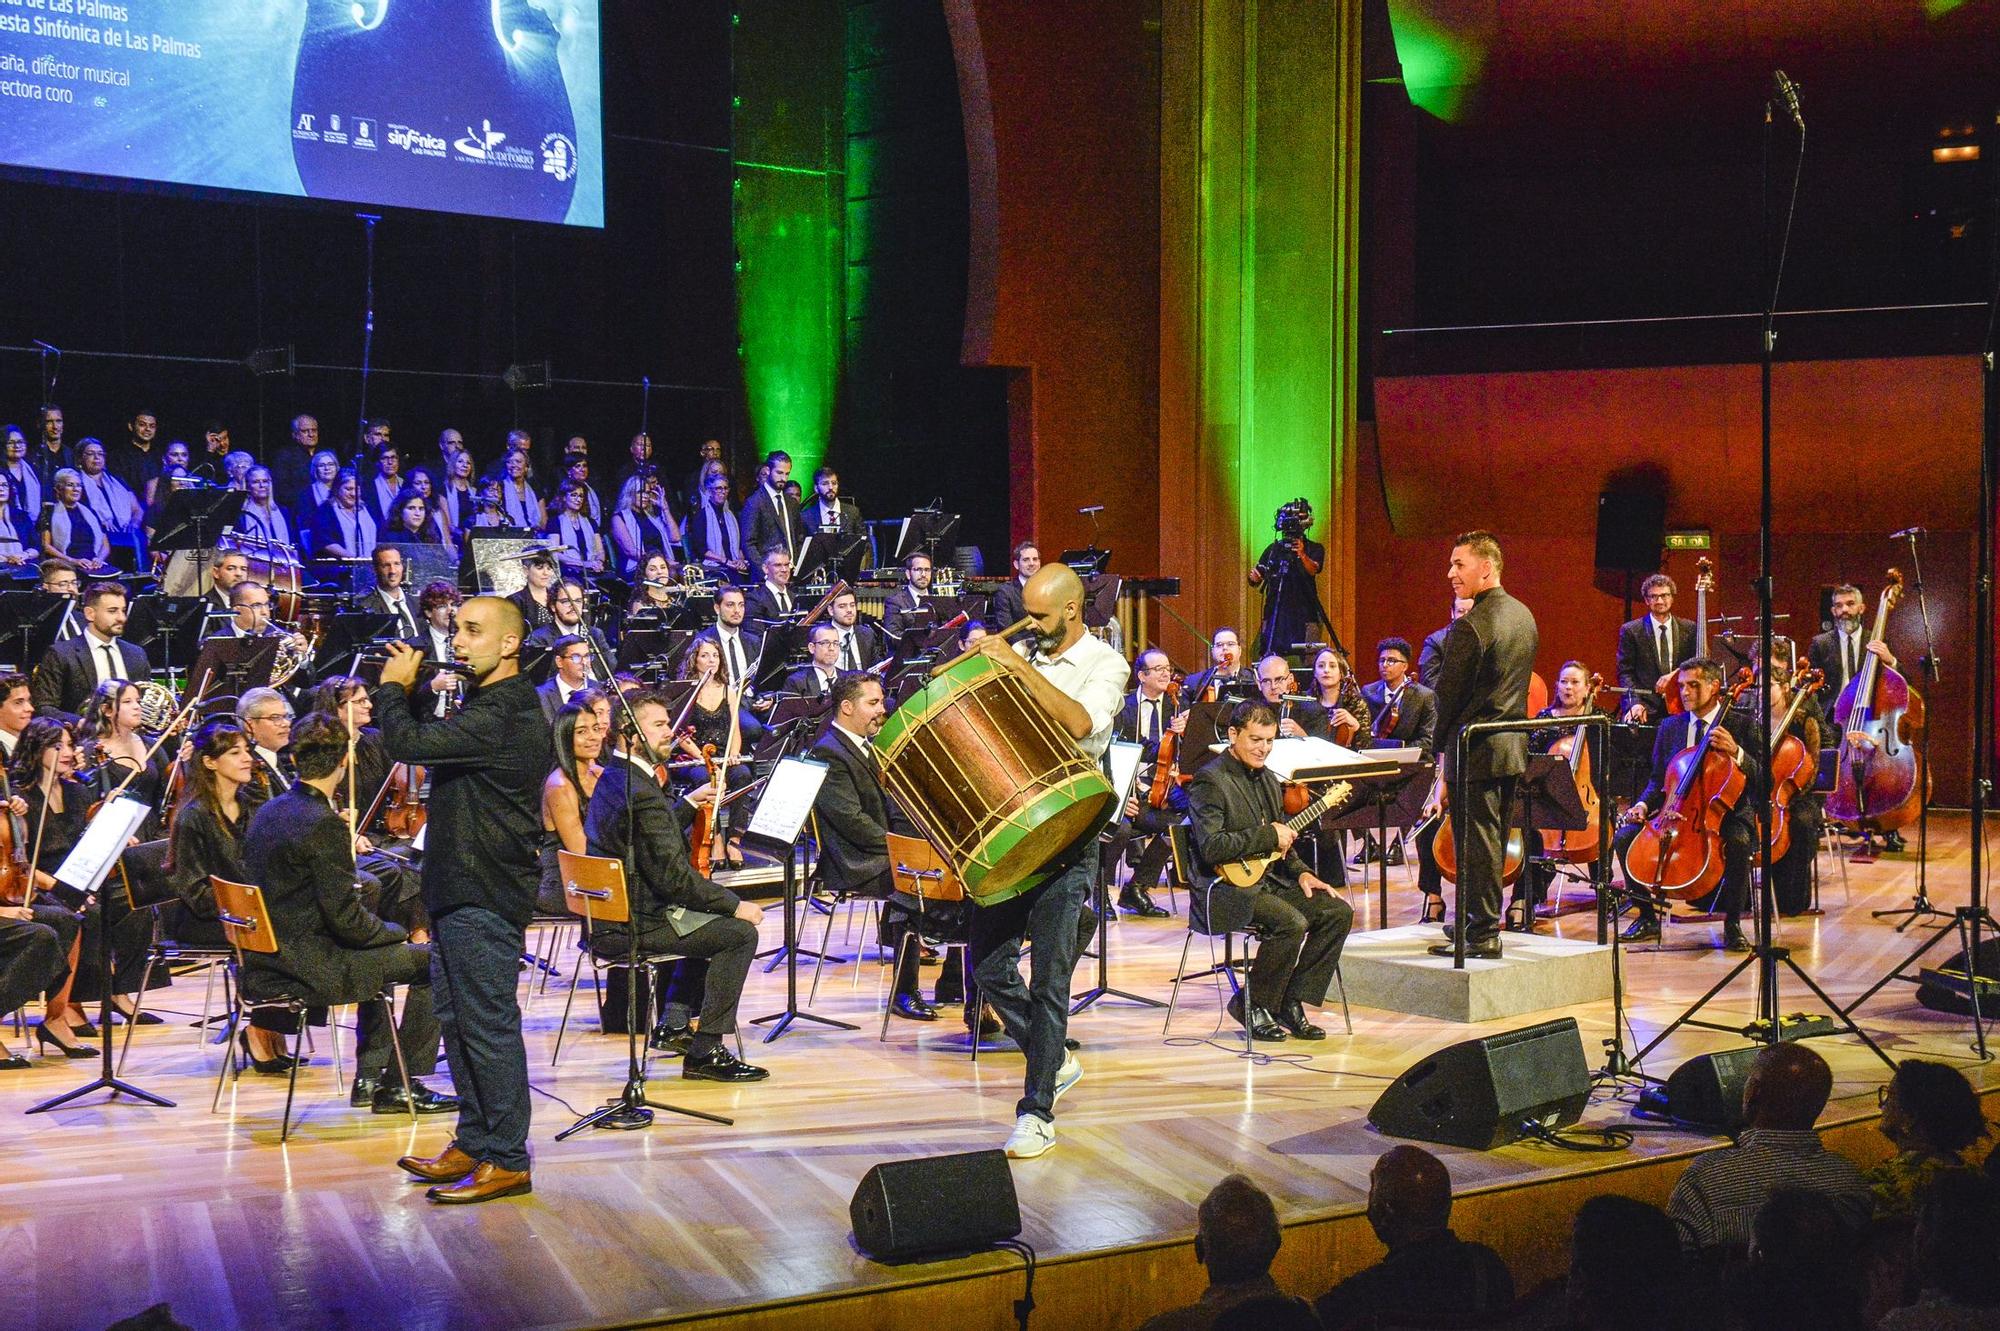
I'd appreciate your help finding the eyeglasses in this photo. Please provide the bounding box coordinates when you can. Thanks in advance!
[249,711,292,723]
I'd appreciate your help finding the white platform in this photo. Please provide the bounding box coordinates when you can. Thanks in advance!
[1340,924,1613,1023]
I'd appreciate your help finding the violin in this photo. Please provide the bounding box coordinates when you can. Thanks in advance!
[1539,672,1604,863]
[0,760,29,904]
[1656,557,1714,717]
[1424,770,1526,888]
[380,763,428,840]
[1766,666,1824,861]
[1620,667,1755,901]
[689,744,723,877]
[1826,570,1927,832]
[1146,677,1182,810]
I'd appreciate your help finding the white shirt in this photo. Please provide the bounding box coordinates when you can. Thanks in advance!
[763,485,793,552]
[1134,688,1170,741]
[1683,703,1741,767]
[1018,631,1127,759]
[256,745,289,790]
[0,727,18,761]
[85,628,128,687]
[816,500,843,531]
[761,580,792,614]
[374,587,416,637]
[714,626,750,685]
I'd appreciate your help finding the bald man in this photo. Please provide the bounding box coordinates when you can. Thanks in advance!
[1666,1042,1870,1249]
[967,562,1128,1159]
[1316,1145,1514,1328]
[372,596,555,1204]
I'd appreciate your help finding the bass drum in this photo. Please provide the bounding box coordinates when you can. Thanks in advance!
[876,653,1116,906]
[160,535,306,612]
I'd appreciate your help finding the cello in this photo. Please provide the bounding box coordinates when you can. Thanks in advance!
[1765,665,1823,862]
[1424,770,1526,888]
[1655,557,1714,717]
[1826,570,1926,832]
[1539,672,1604,864]
[1621,668,1755,901]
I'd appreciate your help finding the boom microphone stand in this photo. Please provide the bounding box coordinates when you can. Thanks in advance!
[1636,71,1890,1070]
[1870,528,1948,930]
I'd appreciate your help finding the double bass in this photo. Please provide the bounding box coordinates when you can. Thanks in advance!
[1539,672,1604,864]
[1655,557,1714,717]
[1621,668,1755,901]
[1826,570,1926,832]
[1765,665,1824,862]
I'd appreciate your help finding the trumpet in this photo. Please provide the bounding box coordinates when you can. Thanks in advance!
[356,646,477,677]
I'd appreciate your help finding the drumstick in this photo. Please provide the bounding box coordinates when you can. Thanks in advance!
[930,616,1034,677]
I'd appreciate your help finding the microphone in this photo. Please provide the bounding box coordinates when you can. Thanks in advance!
[1771,69,1803,130]
[1078,504,1105,515]
[1891,525,1925,540]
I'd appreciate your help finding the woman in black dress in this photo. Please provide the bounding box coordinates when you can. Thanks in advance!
[678,637,766,866]
[161,719,295,1071]
[12,719,96,1057]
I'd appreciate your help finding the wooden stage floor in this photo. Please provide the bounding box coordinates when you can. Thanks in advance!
[3,817,1996,1331]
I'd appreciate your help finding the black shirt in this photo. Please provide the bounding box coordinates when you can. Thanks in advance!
[1314,1231,1515,1331]
[371,672,553,927]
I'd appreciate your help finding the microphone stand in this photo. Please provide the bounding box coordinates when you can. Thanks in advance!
[1871,530,1948,929]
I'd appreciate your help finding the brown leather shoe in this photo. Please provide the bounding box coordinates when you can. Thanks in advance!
[426,1161,532,1205]
[397,1145,477,1183]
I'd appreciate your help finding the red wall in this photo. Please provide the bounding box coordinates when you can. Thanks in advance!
[948,0,1162,571]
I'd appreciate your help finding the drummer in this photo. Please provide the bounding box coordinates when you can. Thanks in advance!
[962,561,1127,1161]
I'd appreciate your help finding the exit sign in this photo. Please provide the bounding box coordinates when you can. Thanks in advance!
[1665,530,1712,551]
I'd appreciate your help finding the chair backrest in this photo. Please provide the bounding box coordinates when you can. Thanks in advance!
[558,849,631,926]
[211,876,279,956]
[886,832,964,903]
[1167,821,1197,888]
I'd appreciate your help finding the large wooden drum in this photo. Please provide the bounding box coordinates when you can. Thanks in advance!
[876,653,1116,906]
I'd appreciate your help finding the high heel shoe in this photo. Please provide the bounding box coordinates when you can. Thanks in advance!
[0,1045,27,1070]
[238,1030,297,1076]
[1418,896,1446,925]
[34,1024,98,1059]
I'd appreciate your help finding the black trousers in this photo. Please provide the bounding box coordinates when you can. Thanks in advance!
[1247,883,1353,1009]
[432,905,532,1173]
[1771,798,1820,916]
[1100,805,1177,891]
[0,909,67,1017]
[596,914,757,1037]
[1617,816,1752,922]
[350,942,440,1084]
[73,896,165,1003]
[1450,775,1518,943]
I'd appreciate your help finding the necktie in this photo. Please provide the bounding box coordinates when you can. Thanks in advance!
[100,643,121,682]
[727,635,744,684]
[777,588,790,614]
[843,632,859,671]
[1147,699,1161,744]
[1845,633,1856,681]
[1657,624,1670,673]
[1692,716,1708,750]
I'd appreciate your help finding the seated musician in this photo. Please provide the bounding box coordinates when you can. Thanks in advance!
[1183,626,1253,701]
[414,580,464,719]
[694,586,763,692]
[985,541,1038,632]
[677,637,767,866]
[536,698,607,916]
[882,552,933,642]
[1753,642,1825,917]
[957,618,989,651]
[1099,647,1183,919]
[810,673,965,1019]
[1614,657,1757,950]
[1360,638,1434,755]
[1308,646,1371,742]
[784,624,844,700]
[505,553,558,635]
[161,718,296,1073]
[300,676,429,941]
[826,588,886,672]
[1187,701,1353,1042]
[583,688,769,1082]
[239,714,456,1115]
[1512,660,1604,933]
[1254,655,1331,740]
[5,718,91,1058]
[743,548,798,623]
[1616,574,1695,723]
[526,580,612,674]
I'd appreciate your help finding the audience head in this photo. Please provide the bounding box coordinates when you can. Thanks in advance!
[1193,1174,1281,1287]
[129,410,159,445]
[1567,1195,1681,1331]
[1913,1171,2000,1308]
[1879,1058,1988,1160]
[1366,1144,1453,1249]
[1728,1187,1869,1331]
[310,449,339,484]
[1743,1042,1833,1132]
[1212,1298,1316,1331]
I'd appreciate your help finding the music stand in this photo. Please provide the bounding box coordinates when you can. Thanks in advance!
[1182,700,1239,760]
[748,757,855,1041]
[459,528,536,596]
[148,487,244,598]
[1324,755,1432,927]
[0,589,73,669]
[1512,752,1594,932]
[617,627,692,672]
[28,797,169,1113]
[1062,549,1113,579]
[126,594,209,680]
[768,694,833,733]
[188,636,282,701]
[1071,740,1163,1013]
[1081,573,1123,628]
[792,531,845,586]
[891,509,960,564]
[312,611,398,678]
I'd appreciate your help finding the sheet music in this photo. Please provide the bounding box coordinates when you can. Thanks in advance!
[55,796,152,895]
[746,756,829,845]
[1105,740,1144,803]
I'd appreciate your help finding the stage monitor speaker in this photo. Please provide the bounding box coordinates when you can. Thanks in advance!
[850,1149,1021,1261]
[1594,490,1667,573]
[1638,1046,1759,1134]
[1368,1017,1590,1150]
[1918,936,2000,1017]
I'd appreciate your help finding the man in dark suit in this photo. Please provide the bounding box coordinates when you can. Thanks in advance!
[1361,637,1437,757]
[743,548,799,624]
[536,635,595,722]
[30,580,151,718]
[801,466,863,541]
[358,545,422,639]
[826,587,885,672]
[1188,700,1353,1042]
[783,624,843,699]
[1254,655,1331,740]
[693,586,763,691]
[1427,532,1539,960]
[809,674,956,1018]
[740,449,803,563]
[881,552,934,642]
[1808,582,1896,714]
[985,540,1039,635]
[584,688,769,1081]
[1182,626,1254,702]
[524,579,612,675]
[1417,596,1472,690]
[1614,658,1760,950]
[1616,573,1698,723]
[1099,647,1182,917]
[239,713,455,1117]
[371,597,554,1204]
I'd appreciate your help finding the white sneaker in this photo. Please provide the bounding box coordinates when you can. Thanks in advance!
[1004,1113,1056,1159]
[1053,1053,1083,1106]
